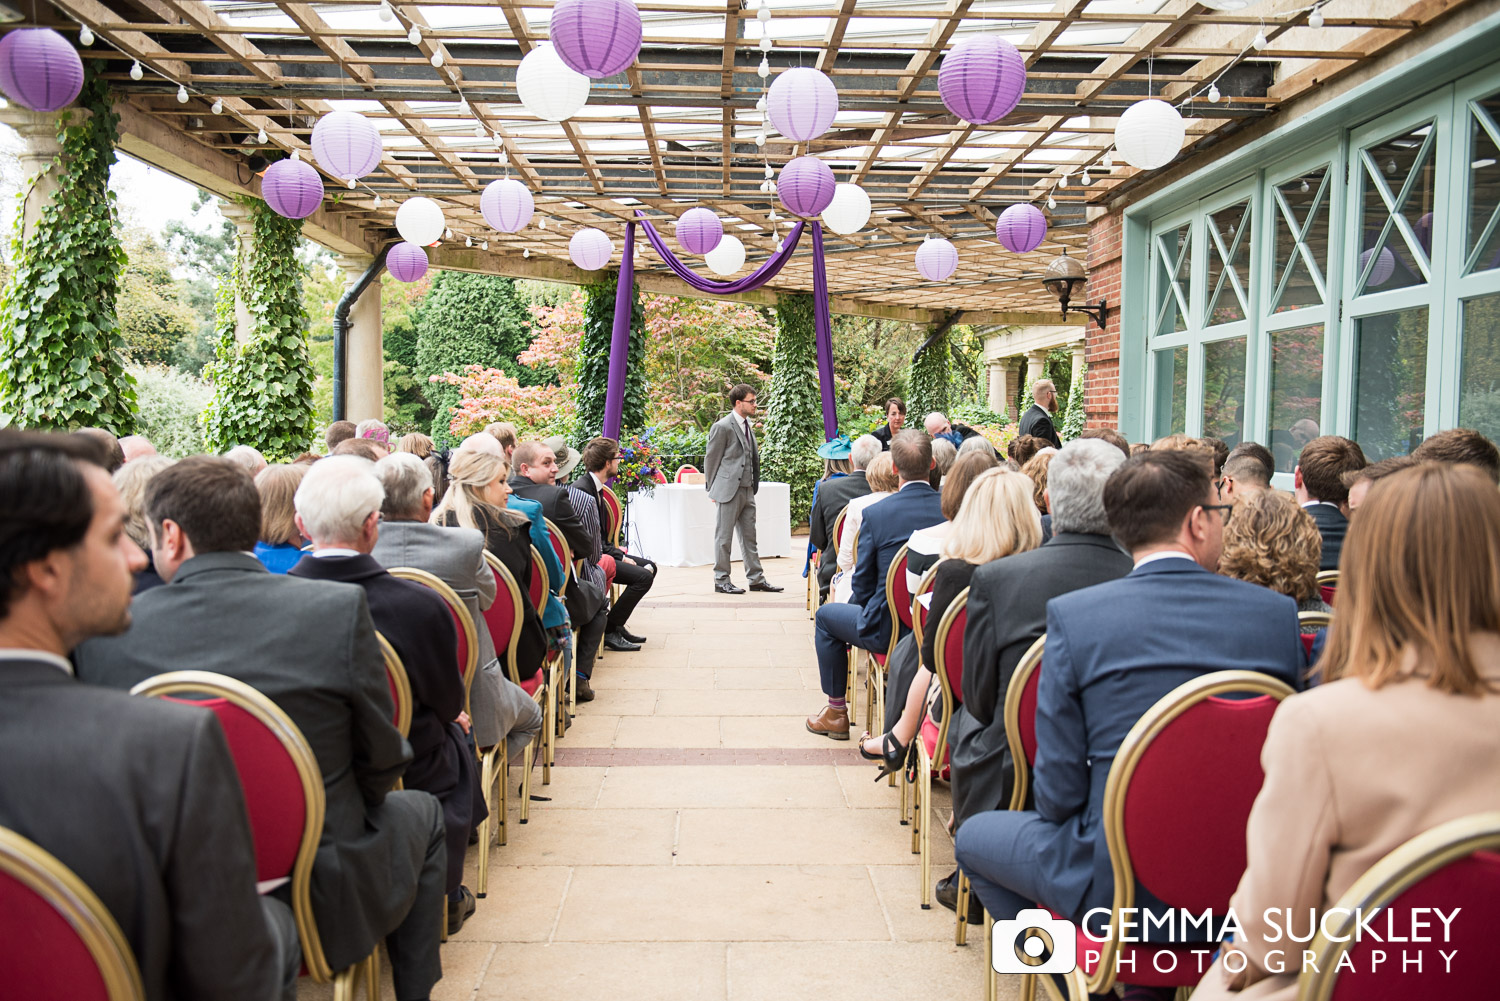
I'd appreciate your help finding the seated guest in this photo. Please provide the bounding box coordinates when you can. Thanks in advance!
[1021,449,1053,516]
[372,453,542,761]
[1219,451,1271,504]
[944,440,1132,919]
[1128,441,1150,457]
[954,450,1302,950]
[1019,379,1062,448]
[1078,426,1130,458]
[400,431,449,502]
[288,457,481,934]
[119,433,156,463]
[871,397,906,450]
[1343,454,1418,512]
[356,419,390,453]
[558,442,623,667]
[1007,434,1046,467]
[458,431,503,456]
[484,422,518,459]
[831,453,898,604]
[252,463,308,573]
[810,434,878,600]
[905,450,998,593]
[1228,440,1276,473]
[924,411,984,449]
[224,444,268,478]
[1200,435,1229,478]
[0,431,298,1001]
[929,436,956,491]
[398,431,435,458]
[1192,462,1500,1001]
[1294,435,1367,569]
[1218,490,1331,613]
[325,419,357,453]
[430,449,547,682]
[859,466,1040,775]
[113,454,174,593]
[807,430,943,740]
[76,427,124,472]
[1412,426,1500,483]
[576,437,655,648]
[333,437,385,462]
[958,434,998,459]
[74,456,445,1001]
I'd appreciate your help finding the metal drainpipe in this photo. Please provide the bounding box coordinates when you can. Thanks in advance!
[332,243,392,423]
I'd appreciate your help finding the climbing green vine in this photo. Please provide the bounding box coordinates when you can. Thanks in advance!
[201,200,314,459]
[576,271,646,444]
[0,66,137,432]
[762,293,824,523]
[907,326,951,420]
[1061,361,1087,441]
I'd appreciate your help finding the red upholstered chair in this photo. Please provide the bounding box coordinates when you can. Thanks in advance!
[542,518,583,718]
[0,826,145,1001]
[864,544,912,736]
[674,463,699,483]
[1317,569,1339,607]
[129,671,379,1001]
[1299,812,1500,1001]
[898,563,942,813]
[1298,609,1333,663]
[386,567,478,714]
[913,586,969,909]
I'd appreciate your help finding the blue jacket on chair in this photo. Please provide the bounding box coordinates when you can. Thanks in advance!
[1032,556,1305,920]
[850,481,945,652]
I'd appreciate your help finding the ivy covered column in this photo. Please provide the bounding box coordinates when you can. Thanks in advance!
[908,325,951,420]
[0,69,136,432]
[761,293,823,523]
[576,270,645,443]
[201,200,314,459]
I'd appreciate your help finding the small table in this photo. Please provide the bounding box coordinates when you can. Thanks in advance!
[626,482,793,568]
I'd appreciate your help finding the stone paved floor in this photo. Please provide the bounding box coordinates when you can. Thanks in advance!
[303,547,1018,1001]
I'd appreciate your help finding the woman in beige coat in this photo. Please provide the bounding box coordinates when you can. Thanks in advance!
[1191,461,1500,1000]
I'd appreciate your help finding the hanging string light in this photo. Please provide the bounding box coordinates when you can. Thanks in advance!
[211,98,223,114]
[1208,83,1221,103]
[78,25,94,46]
[129,60,143,80]
[1308,5,1324,28]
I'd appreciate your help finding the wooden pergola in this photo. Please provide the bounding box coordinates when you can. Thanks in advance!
[17,0,1476,322]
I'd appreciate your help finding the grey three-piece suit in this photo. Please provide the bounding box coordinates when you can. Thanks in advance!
[703,410,767,585]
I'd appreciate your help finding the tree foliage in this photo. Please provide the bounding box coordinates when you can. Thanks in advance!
[762,293,825,522]
[575,271,647,444]
[414,271,535,444]
[129,364,211,457]
[908,326,951,419]
[118,230,199,366]
[0,66,137,431]
[1061,361,1087,441]
[200,200,314,459]
[642,294,773,429]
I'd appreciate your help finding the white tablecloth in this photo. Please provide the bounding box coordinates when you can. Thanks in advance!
[626,482,792,568]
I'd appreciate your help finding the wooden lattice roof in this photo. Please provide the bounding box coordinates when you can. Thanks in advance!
[19,0,1477,319]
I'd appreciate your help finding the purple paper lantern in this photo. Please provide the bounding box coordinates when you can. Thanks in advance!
[938,35,1026,125]
[0,29,85,112]
[260,158,324,220]
[778,157,836,218]
[995,203,1047,254]
[570,228,614,270]
[676,208,723,255]
[387,241,429,283]
[550,0,643,79]
[311,111,383,181]
[1361,246,1396,287]
[915,238,958,282]
[481,178,535,233]
[767,67,839,143]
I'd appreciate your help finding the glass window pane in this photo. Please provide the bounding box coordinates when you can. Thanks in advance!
[1353,306,1429,460]
[1202,336,1247,441]
[1460,293,1500,439]
[1272,169,1329,312]
[1467,95,1500,275]
[1358,123,1436,294]
[1154,346,1188,436]
[1206,201,1252,325]
[1155,224,1191,335]
[1268,324,1325,473]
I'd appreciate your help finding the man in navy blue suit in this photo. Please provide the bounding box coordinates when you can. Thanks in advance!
[955,449,1303,935]
[806,430,943,739]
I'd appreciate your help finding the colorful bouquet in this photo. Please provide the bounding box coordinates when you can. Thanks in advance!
[611,427,668,498]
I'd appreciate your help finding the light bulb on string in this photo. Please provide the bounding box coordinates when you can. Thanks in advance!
[290,148,300,161]
[211,98,223,114]
[1208,83,1221,103]
[257,127,268,144]
[1300,178,1310,193]
[431,51,444,68]
[347,178,357,189]
[757,4,771,20]
[757,57,770,79]
[764,164,774,178]
[130,61,143,81]
[445,227,453,240]
[1059,173,1069,189]
[373,194,382,207]
[759,36,772,52]
[1308,6,1324,29]
[482,240,489,250]
[176,85,188,103]
[457,96,468,114]
[523,248,529,258]
[755,131,766,147]
[756,96,767,113]
[474,123,486,139]
[1047,194,1057,209]
[1103,149,1114,170]
[78,25,94,46]
[539,218,546,230]
[378,1,394,21]
[466,235,472,247]
[407,25,422,45]
[1081,169,1092,186]
[1252,28,1268,50]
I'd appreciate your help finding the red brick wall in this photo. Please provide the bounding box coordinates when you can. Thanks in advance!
[1084,210,1122,430]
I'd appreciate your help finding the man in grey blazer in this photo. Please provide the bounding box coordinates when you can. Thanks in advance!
[0,431,299,1001]
[74,456,447,1001]
[371,452,543,762]
[704,383,783,594]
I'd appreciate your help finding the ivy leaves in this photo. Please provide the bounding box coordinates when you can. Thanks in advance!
[576,273,647,445]
[761,293,825,523]
[0,66,137,432]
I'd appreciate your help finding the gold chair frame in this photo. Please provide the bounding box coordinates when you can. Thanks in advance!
[1315,569,1340,587]
[1298,610,1333,632]
[899,562,942,812]
[1297,810,1500,1001]
[913,585,968,909]
[543,518,579,718]
[598,486,624,608]
[0,826,146,1001]
[387,567,479,713]
[130,671,380,1001]
[863,543,911,739]
[528,543,567,743]
[955,633,1047,948]
[376,633,413,740]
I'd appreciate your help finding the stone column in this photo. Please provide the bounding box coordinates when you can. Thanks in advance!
[0,107,71,245]
[1024,349,1050,398]
[338,255,384,424]
[986,362,1006,415]
[218,200,257,343]
[1069,340,1087,394]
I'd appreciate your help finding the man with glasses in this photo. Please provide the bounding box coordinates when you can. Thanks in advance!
[705,383,782,595]
[955,451,1303,982]
[1018,378,1063,449]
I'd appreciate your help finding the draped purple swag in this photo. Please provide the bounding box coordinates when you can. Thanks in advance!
[602,221,635,440]
[628,210,838,440]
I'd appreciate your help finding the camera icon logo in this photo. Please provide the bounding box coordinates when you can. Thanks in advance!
[992,909,1078,975]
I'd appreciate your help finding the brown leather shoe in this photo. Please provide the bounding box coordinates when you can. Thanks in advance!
[805,705,850,740]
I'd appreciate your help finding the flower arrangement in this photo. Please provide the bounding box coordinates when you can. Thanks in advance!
[611,427,668,498]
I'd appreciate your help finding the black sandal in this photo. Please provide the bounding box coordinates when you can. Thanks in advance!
[857,731,910,781]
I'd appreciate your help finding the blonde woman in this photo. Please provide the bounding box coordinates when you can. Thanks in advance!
[252,463,308,573]
[113,455,174,592]
[431,449,547,682]
[1192,462,1500,1001]
[831,453,900,604]
[858,467,1043,775]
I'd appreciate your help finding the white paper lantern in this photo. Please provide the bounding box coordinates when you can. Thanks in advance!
[705,234,746,276]
[395,197,446,246]
[822,182,871,235]
[516,44,591,123]
[1113,99,1186,171]
[570,228,614,270]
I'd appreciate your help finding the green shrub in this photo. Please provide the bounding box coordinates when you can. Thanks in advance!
[761,293,825,524]
[129,364,211,456]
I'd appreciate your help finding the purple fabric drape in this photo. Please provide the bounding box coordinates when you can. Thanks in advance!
[602,221,635,441]
[635,211,804,293]
[810,222,837,440]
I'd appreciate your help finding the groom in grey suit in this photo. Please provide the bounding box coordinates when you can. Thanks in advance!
[704,384,783,594]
